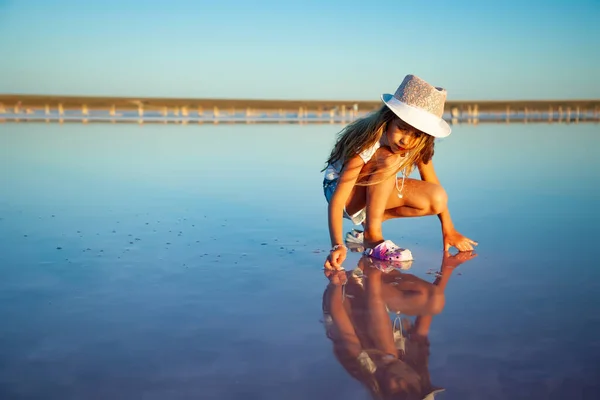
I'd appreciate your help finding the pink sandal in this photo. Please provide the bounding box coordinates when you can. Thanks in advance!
[363,240,413,262]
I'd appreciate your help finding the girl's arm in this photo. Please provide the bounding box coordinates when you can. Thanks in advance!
[325,282,363,357]
[412,251,471,336]
[326,156,364,269]
[417,160,478,252]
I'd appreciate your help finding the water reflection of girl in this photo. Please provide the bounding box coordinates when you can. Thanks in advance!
[322,252,476,399]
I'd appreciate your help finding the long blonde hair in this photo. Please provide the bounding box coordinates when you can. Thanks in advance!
[323,105,435,185]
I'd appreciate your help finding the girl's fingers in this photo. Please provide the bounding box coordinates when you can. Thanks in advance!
[331,254,341,268]
[324,256,336,270]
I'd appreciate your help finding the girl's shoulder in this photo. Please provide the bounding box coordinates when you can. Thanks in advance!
[357,140,381,164]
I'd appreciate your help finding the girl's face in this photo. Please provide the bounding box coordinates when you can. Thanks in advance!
[385,118,425,154]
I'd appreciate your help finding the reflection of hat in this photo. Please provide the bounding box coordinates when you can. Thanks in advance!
[356,350,446,400]
[422,388,446,400]
[381,74,451,138]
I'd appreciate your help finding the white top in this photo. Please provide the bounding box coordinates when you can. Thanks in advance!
[324,140,381,181]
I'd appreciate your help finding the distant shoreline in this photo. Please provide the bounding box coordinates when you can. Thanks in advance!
[1,94,598,125]
[1,94,599,111]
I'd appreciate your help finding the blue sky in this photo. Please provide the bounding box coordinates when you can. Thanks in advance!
[0,0,598,100]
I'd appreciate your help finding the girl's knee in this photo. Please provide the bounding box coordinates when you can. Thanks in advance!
[429,186,448,214]
[429,292,446,315]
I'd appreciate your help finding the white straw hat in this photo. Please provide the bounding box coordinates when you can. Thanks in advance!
[381,74,451,138]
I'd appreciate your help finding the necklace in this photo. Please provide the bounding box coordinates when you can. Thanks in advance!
[396,167,406,199]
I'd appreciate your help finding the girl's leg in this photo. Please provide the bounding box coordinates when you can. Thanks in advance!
[363,168,397,245]
[350,147,403,246]
[382,178,448,221]
[344,147,448,246]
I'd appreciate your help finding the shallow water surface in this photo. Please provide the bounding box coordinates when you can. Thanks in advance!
[0,122,599,399]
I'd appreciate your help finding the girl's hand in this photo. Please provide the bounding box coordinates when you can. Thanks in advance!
[324,246,347,270]
[443,230,478,252]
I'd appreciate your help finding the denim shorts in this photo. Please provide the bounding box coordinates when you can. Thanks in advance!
[323,178,366,225]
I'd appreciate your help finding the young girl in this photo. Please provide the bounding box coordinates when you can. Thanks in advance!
[323,74,477,270]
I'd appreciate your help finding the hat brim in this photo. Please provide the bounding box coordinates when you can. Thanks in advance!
[422,388,446,400]
[381,93,451,138]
